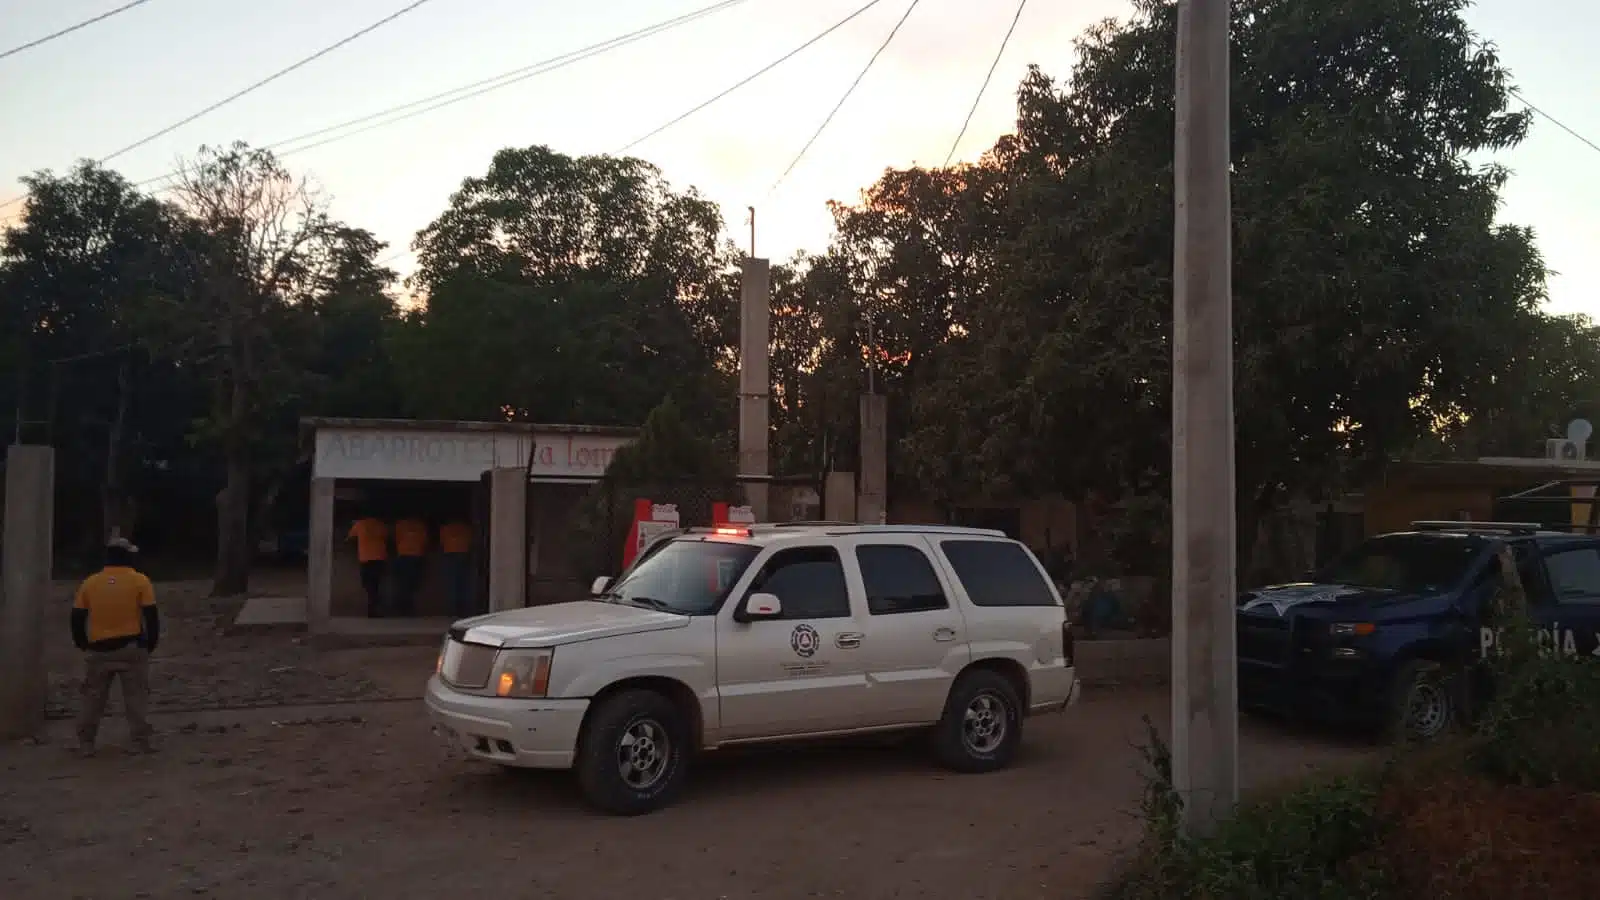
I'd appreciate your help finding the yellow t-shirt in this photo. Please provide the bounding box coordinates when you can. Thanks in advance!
[348,519,390,562]
[394,519,429,557]
[74,567,155,643]
[439,522,472,554]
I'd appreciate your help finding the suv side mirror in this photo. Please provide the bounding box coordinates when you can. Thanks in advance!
[735,592,783,623]
[590,576,613,596]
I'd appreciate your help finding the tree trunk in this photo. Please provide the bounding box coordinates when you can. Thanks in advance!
[212,346,252,597]
[101,359,131,542]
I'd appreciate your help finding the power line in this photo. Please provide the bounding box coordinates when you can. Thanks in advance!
[765,0,921,198]
[1510,88,1600,157]
[943,0,1027,167]
[619,0,890,153]
[95,0,437,166]
[0,0,157,62]
[269,0,750,162]
[2,0,751,209]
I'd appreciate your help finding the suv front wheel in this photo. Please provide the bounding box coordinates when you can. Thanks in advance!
[932,669,1024,772]
[575,689,689,815]
[1388,659,1459,743]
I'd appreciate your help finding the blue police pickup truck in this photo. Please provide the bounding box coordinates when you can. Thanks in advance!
[1236,521,1600,740]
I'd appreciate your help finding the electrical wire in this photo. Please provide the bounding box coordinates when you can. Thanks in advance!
[943,0,1026,167]
[764,0,921,199]
[619,0,890,153]
[1510,88,1600,157]
[1,0,751,207]
[95,0,438,166]
[268,0,750,163]
[0,0,157,62]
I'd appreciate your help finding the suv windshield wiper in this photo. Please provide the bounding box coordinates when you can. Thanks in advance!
[626,595,678,613]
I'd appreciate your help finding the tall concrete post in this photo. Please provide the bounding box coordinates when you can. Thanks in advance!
[1171,0,1238,835]
[858,395,887,525]
[306,477,334,629]
[0,445,55,739]
[488,467,527,612]
[739,257,772,520]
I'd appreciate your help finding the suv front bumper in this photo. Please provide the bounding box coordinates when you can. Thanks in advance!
[424,675,589,769]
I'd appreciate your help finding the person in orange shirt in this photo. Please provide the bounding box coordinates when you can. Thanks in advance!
[438,518,475,617]
[71,537,159,756]
[347,514,390,617]
[392,516,430,616]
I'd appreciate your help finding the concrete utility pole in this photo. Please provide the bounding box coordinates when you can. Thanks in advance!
[1170,0,1238,835]
[739,257,772,520]
[0,444,55,739]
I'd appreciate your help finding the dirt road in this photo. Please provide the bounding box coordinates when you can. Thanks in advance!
[1,686,1367,900]
[2,583,1370,899]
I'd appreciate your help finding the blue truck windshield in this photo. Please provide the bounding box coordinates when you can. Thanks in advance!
[1315,536,1480,594]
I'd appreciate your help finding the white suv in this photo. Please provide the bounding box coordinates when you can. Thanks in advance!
[425,523,1080,814]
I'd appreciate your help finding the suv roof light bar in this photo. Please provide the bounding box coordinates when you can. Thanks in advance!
[1411,520,1542,535]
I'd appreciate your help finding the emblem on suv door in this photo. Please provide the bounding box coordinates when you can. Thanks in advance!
[790,624,820,658]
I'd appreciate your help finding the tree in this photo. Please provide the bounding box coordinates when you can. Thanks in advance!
[569,396,737,580]
[0,161,196,555]
[152,142,344,595]
[836,0,1550,576]
[391,146,739,432]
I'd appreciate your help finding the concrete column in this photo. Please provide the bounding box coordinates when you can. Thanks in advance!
[739,257,771,520]
[824,471,857,523]
[1171,0,1239,835]
[306,477,334,630]
[0,445,54,739]
[488,467,527,612]
[858,395,887,525]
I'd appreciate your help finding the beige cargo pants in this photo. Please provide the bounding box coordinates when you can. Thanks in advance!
[76,644,152,748]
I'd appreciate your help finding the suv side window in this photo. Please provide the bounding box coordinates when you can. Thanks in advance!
[748,547,851,619]
[939,540,1057,607]
[1541,546,1600,605]
[855,545,948,615]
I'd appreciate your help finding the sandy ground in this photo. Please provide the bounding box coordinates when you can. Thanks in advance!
[2,581,1373,900]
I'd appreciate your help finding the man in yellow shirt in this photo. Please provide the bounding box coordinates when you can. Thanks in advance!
[347,515,390,617]
[439,518,475,617]
[392,516,430,616]
[71,537,159,756]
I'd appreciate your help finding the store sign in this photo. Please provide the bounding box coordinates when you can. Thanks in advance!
[313,428,632,482]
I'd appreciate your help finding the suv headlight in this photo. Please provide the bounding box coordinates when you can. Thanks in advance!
[1329,622,1377,637]
[493,649,553,698]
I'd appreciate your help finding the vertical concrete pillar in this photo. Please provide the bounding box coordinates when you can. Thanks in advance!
[1171,0,1239,835]
[306,477,334,630]
[488,467,527,612]
[858,395,887,525]
[824,471,857,523]
[0,445,54,739]
[739,257,771,520]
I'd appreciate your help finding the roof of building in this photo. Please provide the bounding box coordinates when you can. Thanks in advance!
[300,417,638,437]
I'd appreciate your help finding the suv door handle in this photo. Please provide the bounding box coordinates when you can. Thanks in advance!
[933,627,957,642]
[836,632,864,649]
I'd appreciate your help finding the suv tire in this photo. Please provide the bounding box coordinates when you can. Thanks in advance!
[1387,659,1458,743]
[575,689,689,815]
[932,669,1023,773]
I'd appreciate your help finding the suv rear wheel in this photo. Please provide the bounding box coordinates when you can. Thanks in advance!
[932,669,1023,772]
[575,689,689,815]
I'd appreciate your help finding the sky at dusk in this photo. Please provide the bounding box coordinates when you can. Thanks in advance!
[2,0,1595,314]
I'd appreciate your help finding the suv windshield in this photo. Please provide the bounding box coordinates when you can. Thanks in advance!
[602,539,760,616]
[1315,535,1481,594]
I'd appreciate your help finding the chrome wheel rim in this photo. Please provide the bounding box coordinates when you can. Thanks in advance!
[962,692,1008,755]
[616,717,670,790]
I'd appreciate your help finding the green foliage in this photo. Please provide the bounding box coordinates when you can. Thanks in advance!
[568,397,738,581]
[392,145,738,432]
[1110,717,1392,900]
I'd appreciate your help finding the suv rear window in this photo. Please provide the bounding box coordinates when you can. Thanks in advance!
[939,540,1057,607]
